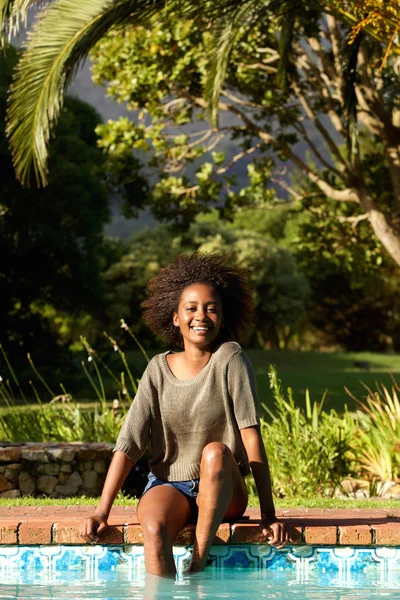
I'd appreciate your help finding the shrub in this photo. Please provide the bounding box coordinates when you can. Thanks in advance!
[347,381,400,489]
[0,398,124,444]
[259,367,355,498]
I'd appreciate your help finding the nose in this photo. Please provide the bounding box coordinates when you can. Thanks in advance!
[194,306,207,320]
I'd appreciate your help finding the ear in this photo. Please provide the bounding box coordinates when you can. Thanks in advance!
[173,312,179,327]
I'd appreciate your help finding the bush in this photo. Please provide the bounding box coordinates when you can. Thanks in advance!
[0,399,124,444]
[259,367,356,498]
[2,338,399,499]
[347,382,400,489]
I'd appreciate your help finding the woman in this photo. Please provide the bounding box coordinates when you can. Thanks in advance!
[80,253,287,575]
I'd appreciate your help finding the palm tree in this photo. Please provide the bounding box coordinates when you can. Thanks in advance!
[1,0,399,187]
[1,0,172,187]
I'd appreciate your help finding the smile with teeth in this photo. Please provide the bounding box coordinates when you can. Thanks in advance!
[191,326,212,333]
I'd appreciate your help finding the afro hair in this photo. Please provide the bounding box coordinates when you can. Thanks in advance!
[141,252,254,347]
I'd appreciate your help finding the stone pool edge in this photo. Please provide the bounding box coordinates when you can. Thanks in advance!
[0,507,399,547]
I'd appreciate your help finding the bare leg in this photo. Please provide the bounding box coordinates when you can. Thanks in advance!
[143,573,175,600]
[188,442,248,572]
[137,486,191,576]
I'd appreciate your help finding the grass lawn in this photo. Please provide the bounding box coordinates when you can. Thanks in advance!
[245,349,400,414]
[95,348,400,414]
[0,496,399,509]
[3,348,400,415]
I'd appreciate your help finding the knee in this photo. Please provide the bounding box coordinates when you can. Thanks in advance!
[201,442,230,475]
[141,517,169,541]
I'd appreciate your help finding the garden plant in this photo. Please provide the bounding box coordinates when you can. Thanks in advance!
[1,332,399,501]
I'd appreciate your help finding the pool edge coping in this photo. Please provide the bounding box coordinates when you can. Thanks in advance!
[1,507,399,546]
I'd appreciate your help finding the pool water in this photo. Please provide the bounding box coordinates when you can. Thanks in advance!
[0,545,399,600]
[0,569,399,600]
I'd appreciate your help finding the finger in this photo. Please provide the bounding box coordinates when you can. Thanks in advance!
[261,527,270,539]
[81,520,100,543]
[79,520,91,541]
[264,530,276,544]
[85,524,100,542]
[275,527,289,548]
[269,536,285,548]
[285,530,290,544]
[269,525,287,547]
[262,525,279,543]
[88,521,100,540]
[80,530,97,543]
[96,521,107,535]
[267,525,280,544]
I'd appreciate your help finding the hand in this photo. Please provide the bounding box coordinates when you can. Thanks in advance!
[80,513,108,543]
[261,519,288,548]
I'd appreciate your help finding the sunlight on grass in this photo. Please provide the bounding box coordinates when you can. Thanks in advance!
[1,496,399,509]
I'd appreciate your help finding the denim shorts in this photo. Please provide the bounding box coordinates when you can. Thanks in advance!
[141,473,200,522]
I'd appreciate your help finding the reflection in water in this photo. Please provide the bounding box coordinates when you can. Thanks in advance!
[0,569,399,600]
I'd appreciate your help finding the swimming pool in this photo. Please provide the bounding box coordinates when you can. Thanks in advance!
[0,545,399,599]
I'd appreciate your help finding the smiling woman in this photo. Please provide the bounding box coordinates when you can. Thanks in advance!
[80,252,288,576]
[142,253,254,349]
[169,283,224,377]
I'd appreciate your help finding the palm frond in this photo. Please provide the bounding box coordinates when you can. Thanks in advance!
[0,0,45,46]
[343,29,363,162]
[204,0,255,126]
[6,0,168,187]
[205,0,322,124]
[276,1,295,89]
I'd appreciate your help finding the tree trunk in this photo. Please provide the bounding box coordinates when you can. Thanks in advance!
[359,191,400,267]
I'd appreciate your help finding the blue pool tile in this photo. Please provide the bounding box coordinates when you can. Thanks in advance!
[0,544,399,584]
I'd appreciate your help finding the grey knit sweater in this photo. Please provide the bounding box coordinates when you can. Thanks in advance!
[114,341,260,481]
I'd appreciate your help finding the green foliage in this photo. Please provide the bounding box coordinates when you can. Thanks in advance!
[282,192,400,351]
[103,196,398,352]
[1,46,111,362]
[103,215,309,349]
[88,9,400,273]
[4,0,171,186]
[2,0,399,187]
[259,367,356,498]
[226,198,400,351]
[190,217,310,349]
[0,322,150,442]
[230,205,291,241]
[348,382,400,486]
[0,347,125,443]
[0,398,123,444]
[102,226,179,343]
[2,339,400,500]
[90,21,286,224]
[2,495,400,508]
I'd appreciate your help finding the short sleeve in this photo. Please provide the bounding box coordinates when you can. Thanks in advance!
[227,350,260,429]
[113,375,151,464]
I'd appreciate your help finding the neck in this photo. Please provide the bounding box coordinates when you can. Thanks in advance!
[183,344,212,368]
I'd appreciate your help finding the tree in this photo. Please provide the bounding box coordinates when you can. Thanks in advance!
[1,46,110,361]
[102,226,179,343]
[190,217,311,349]
[230,194,400,351]
[1,0,399,188]
[272,202,400,351]
[104,215,310,349]
[87,12,400,267]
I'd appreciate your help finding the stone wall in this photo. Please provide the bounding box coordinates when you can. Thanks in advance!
[0,442,113,499]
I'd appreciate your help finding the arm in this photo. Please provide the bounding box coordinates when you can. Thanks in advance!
[80,450,133,542]
[80,367,152,543]
[240,426,288,547]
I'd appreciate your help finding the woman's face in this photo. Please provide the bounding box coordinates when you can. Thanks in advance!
[173,283,223,350]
